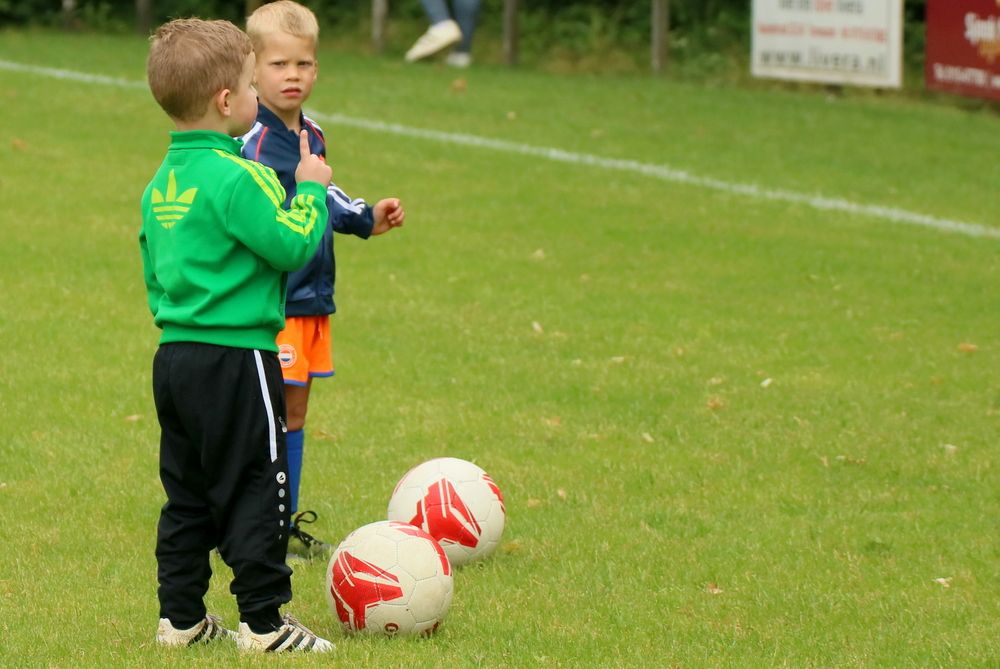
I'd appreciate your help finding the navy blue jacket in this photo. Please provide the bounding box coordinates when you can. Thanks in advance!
[241,105,374,316]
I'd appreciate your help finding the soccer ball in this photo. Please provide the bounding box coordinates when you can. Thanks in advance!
[387,457,506,567]
[326,520,453,636]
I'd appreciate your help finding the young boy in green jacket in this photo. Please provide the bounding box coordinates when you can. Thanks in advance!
[140,17,334,653]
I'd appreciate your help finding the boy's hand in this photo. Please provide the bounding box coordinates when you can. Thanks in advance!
[372,198,405,236]
[294,129,332,187]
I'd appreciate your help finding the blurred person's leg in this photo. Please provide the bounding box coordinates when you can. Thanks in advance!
[451,0,481,54]
[420,0,451,26]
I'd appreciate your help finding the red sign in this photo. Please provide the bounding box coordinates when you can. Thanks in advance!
[925,0,1000,99]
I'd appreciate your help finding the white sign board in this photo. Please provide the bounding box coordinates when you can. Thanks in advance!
[752,0,903,88]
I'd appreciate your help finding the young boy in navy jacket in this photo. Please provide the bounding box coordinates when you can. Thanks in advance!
[242,0,405,558]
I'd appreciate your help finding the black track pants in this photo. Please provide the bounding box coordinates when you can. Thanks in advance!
[152,343,292,626]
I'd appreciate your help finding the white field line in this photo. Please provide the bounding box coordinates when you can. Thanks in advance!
[2,58,996,241]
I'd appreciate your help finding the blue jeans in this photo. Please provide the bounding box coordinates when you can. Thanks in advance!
[421,0,480,54]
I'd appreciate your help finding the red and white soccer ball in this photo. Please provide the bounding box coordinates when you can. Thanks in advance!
[387,457,506,567]
[326,520,453,636]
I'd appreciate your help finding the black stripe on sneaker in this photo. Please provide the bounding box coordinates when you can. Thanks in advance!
[188,622,208,645]
[303,635,317,650]
[266,629,294,652]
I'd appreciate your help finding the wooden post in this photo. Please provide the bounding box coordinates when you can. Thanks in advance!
[651,0,669,73]
[372,0,388,54]
[503,0,519,66]
[135,0,152,35]
[61,0,77,29]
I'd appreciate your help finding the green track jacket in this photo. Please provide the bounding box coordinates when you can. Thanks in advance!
[139,130,328,352]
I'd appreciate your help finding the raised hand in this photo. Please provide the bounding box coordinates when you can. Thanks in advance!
[294,129,332,187]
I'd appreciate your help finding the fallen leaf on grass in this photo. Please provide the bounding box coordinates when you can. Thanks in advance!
[542,416,562,427]
[707,376,725,386]
[556,488,567,500]
[933,577,952,588]
[500,539,523,554]
[941,443,958,455]
[531,321,544,333]
[957,342,978,353]
[525,498,542,508]
[706,396,725,410]
[450,78,467,93]
[123,414,141,422]
[760,378,773,388]
[641,432,655,443]
[610,356,626,364]
[706,583,723,595]
[531,248,545,260]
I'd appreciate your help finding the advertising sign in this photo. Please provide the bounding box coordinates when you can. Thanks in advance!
[752,0,903,88]
[926,0,1000,100]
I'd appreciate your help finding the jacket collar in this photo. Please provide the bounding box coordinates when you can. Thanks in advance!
[168,130,243,155]
[256,103,305,133]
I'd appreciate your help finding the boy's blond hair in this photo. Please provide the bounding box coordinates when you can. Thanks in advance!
[147,18,253,122]
[246,0,320,53]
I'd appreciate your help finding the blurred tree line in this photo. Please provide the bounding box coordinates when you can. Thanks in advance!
[0,0,757,31]
[0,0,929,75]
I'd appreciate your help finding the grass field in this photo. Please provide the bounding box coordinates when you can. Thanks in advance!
[0,29,998,668]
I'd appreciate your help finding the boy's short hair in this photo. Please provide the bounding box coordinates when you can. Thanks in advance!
[246,0,320,53]
[147,18,253,122]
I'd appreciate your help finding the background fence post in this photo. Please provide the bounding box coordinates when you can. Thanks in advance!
[61,0,76,29]
[503,0,519,66]
[372,0,388,54]
[135,0,151,34]
[652,0,669,73]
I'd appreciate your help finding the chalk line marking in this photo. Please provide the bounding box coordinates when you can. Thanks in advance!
[2,58,995,240]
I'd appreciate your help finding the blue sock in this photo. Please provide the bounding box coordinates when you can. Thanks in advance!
[286,429,304,519]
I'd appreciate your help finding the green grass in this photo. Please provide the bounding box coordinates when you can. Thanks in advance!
[1,29,998,668]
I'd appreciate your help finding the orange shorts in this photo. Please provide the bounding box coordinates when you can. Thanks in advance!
[276,315,334,387]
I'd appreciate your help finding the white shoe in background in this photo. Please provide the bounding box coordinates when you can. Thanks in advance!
[445,52,472,68]
[405,20,463,62]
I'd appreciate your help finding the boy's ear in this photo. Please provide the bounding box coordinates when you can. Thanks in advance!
[214,88,233,118]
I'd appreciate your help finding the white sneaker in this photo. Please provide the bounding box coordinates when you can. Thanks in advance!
[236,614,334,653]
[156,614,235,647]
[445,52,472,68]
[405,20,462,62]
